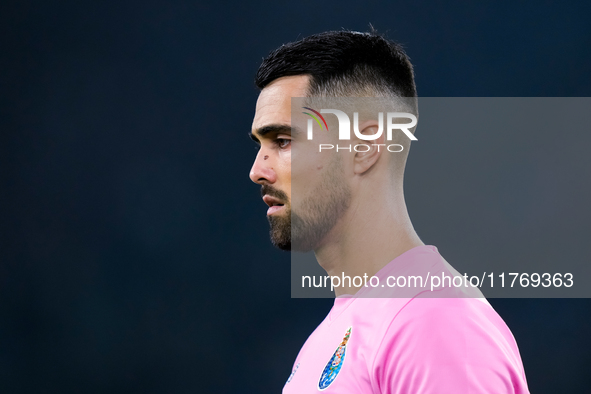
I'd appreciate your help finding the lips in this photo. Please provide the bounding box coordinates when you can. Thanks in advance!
[263,195,284,207]
[263,195,285,215]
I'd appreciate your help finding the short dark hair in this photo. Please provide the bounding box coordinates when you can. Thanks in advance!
[255,30,417,99]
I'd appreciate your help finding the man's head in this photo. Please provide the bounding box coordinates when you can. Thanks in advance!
[249,30,417,252]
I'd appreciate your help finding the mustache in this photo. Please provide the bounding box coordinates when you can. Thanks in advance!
[261,185,289,203]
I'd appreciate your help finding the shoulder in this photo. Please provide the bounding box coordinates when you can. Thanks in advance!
[381,297,521,363]
[394,296,505,334]
[371,297,529,393]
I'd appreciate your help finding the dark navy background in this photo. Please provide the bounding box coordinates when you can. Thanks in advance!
[2,1,590,392]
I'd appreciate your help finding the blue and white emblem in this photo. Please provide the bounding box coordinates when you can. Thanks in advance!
[318,327,352,390]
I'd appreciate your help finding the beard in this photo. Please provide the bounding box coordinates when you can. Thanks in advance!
[264,154,351,252]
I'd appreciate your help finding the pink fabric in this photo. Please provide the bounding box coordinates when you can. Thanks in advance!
[283,245,529,393]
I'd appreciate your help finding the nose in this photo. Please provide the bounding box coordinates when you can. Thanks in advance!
[249,149,277,185]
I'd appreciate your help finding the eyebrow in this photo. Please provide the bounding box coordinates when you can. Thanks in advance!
[248,124,294,143]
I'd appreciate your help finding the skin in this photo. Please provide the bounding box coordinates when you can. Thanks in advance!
[250,75,424,296]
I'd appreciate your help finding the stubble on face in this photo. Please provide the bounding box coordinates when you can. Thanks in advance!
[265,153,351,252]
[262,184,292,250]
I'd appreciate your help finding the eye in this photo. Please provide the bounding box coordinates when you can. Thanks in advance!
[276,138,291,149]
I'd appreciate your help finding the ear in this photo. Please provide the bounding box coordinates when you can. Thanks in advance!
[353,120,385,175]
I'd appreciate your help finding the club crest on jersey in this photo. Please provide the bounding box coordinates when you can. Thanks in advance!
[318,327,352,390]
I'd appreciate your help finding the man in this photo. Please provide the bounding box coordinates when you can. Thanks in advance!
[249,30,529,393]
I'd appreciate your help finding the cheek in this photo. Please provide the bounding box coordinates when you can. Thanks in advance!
[293,150,316,179]
[272,150,292,198]
[291,148,333,201]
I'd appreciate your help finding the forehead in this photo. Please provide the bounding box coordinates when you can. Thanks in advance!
[252,75,310,133]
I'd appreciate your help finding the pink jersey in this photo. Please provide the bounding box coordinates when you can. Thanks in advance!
[283,245,529,393]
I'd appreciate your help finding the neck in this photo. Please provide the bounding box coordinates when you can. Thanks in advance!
[314,184,423,297]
